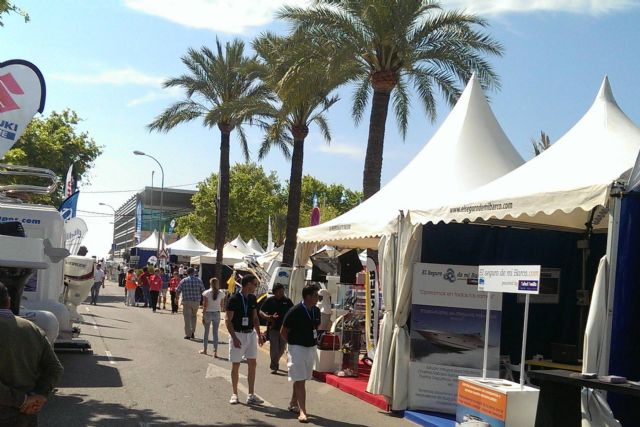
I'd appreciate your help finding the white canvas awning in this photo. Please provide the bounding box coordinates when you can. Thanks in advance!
[134,230,163,250]
[410,77,640,231]
[230,235,254,255]
[190,242,248,265]
[296,75,524,249]
[166,232,212,256]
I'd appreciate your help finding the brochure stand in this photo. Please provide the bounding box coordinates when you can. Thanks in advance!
[456,265,541,427]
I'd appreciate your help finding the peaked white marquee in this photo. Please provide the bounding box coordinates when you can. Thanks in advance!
[297,75,524,248]
[410,77,640,231]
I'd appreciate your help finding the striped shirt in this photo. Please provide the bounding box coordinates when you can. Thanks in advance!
[176,275,205,302]
[0,308,14,318]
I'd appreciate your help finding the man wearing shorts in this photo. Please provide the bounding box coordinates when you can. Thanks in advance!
[225,274,264,405]
[281,284,320,423]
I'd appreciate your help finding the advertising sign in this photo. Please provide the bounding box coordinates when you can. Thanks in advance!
[478,265,541,294]
[0,60,46,158]
[134,199,142,243]
[409,263,502,413]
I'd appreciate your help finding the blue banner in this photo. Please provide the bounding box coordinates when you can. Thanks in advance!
[58,190,79,220]
[135,199,142,244]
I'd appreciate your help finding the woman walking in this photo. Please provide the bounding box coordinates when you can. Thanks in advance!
[200,278,225,357]
[168,271,180,314]
[125,268,137,307]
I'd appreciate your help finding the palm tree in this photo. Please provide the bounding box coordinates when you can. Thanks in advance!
[252,33,350,265]
[531,131,552,156]
[279,0,504,199]
[148,39,270,282]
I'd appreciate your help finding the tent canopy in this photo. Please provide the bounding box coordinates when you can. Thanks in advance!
[166,232,212,256]
[191,242,248,265]
[247,238,265,254]
[134,230,163,250]
[296,75,524,249]
[230,235,254,255]
[410,77,640,232]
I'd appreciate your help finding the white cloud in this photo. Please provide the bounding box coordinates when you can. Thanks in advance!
[124,0,309,34]
[315,142,364,159]
[51,68,165,87]
[127,86,182,107]
[445,0,636,15]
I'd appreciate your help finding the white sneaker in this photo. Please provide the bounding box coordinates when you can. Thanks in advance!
[229,394,239,404]
[246,394,263,405]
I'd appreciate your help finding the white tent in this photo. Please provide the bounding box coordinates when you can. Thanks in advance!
[410,77,640,231]
[166,232,212,256]
[134,230,163,250]
[230,235,253,255]
[247,238,265,254]
[375,77,640,411]
[296,75,524,249]
[190,242,248,265]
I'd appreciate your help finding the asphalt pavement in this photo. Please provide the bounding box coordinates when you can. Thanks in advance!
[40,281,409,427]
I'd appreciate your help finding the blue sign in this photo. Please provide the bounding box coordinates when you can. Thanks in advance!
[59,190,79,220]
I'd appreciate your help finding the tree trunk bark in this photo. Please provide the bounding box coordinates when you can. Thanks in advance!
[215,125,232,286]
[362,71,397,200]
[282,128,307,267]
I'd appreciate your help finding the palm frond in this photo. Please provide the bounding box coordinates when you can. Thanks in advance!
[392,76,410,139]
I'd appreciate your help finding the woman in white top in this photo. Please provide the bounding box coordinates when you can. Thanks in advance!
[200,278,225,357]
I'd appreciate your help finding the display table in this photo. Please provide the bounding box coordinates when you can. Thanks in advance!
[528,369,640,427]
[525,359,582,372]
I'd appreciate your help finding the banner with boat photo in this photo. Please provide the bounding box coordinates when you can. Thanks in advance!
[408,263,503,413]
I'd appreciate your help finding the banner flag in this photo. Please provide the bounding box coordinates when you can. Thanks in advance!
[64,163,75,197]
[0,59,46,159]
[59,190,80,220]
[135,199,142,244]
[266,216,274,252]
[310,193,320,226]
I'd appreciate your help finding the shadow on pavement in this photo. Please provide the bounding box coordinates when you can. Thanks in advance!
[248,404,375,427]
[42,394,285,427]
[56,353,127,388]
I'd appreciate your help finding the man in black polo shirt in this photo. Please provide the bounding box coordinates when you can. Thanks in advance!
[259,283,294,374]
[225,274,264,405]
[281,284,320,423]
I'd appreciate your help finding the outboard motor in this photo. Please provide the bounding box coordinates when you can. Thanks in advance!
[63,255,95,322]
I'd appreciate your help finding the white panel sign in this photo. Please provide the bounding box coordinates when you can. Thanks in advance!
[478,265,541,294]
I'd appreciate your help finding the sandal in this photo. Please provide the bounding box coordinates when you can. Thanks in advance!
[298,415,309,423]
[287,405,299,413]
[198,350,207,355]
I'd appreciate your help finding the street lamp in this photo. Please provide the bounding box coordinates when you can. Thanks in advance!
[99,202,116,257]
[133,150,164,264]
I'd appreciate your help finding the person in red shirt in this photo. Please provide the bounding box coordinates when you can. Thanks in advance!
[138,267,151,308]
[168,271,181,314]
[149,270,163,313]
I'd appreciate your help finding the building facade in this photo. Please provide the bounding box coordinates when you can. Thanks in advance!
[112,187,195,256]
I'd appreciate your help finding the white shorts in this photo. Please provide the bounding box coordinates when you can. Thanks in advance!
[287,344,317,382]
[229,331,258,363]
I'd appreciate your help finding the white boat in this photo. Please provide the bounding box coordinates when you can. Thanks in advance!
[417,329,484,352]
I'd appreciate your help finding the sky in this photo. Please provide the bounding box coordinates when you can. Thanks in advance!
[1,0,639,258]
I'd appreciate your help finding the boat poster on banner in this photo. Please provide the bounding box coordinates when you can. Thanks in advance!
[409,263,502,413]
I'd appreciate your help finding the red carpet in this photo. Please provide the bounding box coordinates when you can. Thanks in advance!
[313,361,389,411]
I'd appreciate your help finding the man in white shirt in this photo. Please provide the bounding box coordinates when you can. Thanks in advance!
[90,263,105,305]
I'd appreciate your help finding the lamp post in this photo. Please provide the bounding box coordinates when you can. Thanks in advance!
[133,150,164,265]
[99,202,116,258]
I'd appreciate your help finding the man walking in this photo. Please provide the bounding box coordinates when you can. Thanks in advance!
[225,274,264,405]
[281,284,320,423]
[89,263,105,305]
[259,283,294,373]
[149,269,162,313]
[176,267,204,339]
[0,282,64,426]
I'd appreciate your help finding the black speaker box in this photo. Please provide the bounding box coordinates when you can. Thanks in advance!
[338,249,362,284]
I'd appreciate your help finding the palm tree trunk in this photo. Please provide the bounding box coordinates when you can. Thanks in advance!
[363,89,391,199]
[215,125,232,285]
[282,128,307,266]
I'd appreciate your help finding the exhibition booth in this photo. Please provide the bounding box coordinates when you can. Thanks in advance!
[293,77,640,426]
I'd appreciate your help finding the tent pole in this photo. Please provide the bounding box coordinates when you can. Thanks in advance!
[602,185,623,375]
[482,291,491,380]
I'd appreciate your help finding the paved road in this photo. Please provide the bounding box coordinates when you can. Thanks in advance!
[41,281,409,427]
